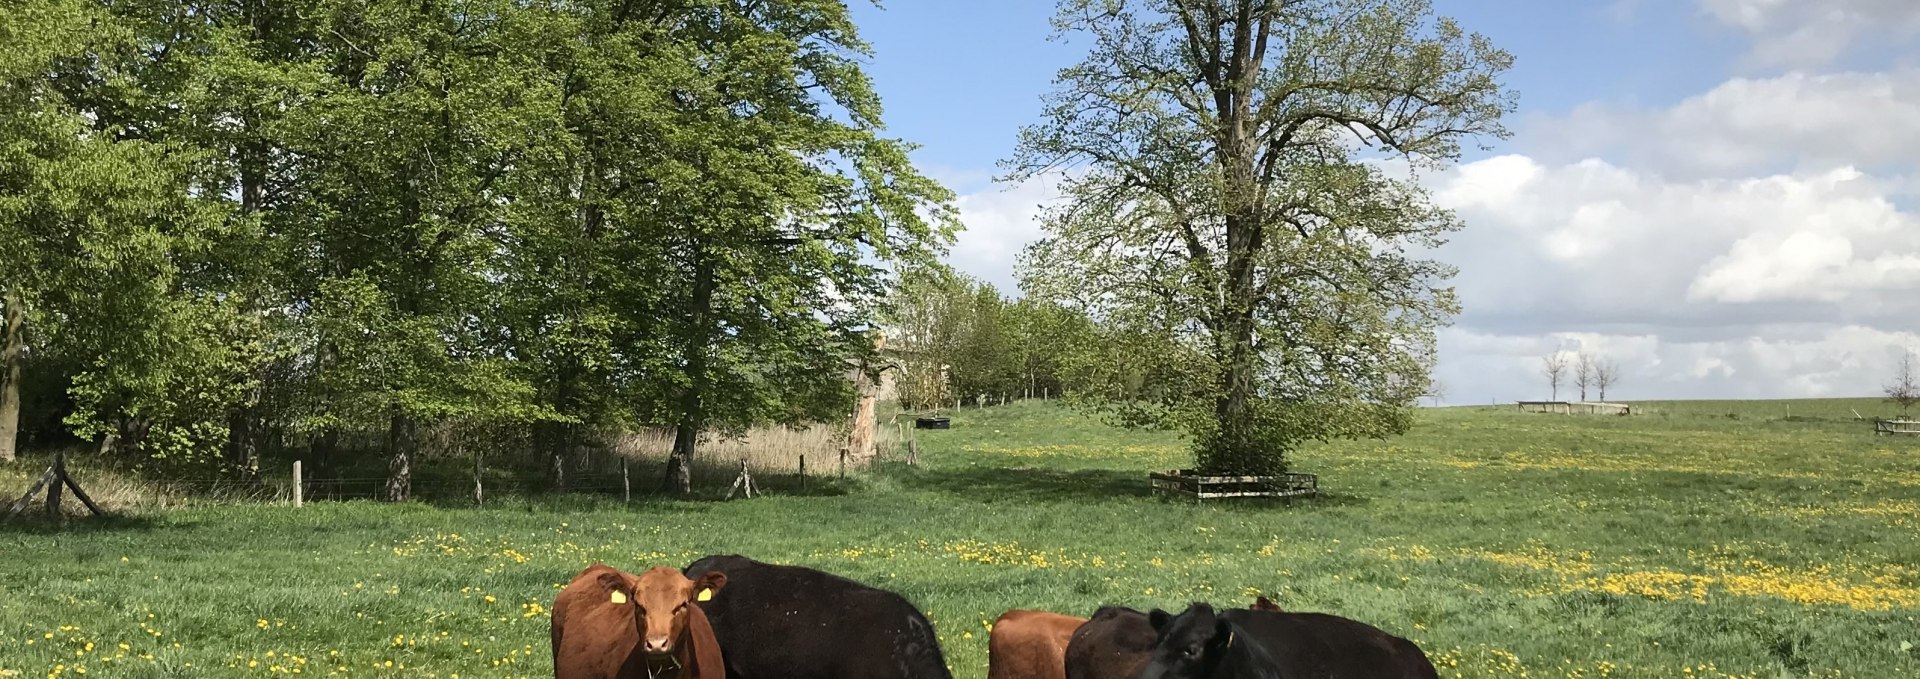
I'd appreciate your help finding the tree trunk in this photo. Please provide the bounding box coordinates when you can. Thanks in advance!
[1195,2,1279,476]
[312,428,338,500]
[0,289,23,463]
[661,244,715,495]
[664,417,696,494]
[223,399,262,479]
[385,413,415,502]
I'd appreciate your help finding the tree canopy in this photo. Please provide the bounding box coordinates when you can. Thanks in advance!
[0,0,958,497]
[1005,0,1515,475]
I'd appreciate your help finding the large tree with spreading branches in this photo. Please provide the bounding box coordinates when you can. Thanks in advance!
[1006,0,1514,475]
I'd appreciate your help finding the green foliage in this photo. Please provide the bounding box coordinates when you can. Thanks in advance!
[883,267,1099,411]
[0,0,253,472]
[5,0,958,491]
[1006,0,1515,475]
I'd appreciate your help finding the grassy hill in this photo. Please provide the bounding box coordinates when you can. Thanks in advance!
[2,398,1917,678]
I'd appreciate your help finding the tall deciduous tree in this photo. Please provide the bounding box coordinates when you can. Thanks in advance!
[1007,0,1514,474]
[646,1,959,494]
[1,0,238,468]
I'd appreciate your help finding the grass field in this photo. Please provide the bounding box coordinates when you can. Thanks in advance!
[3,398,1919,678]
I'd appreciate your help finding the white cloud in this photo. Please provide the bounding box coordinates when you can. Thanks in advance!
[943,170,1073,294]
[1433,156,1920,324]
[1437,324,1920,403]
[1698,0,1920,68]
[1528,69,1920,178]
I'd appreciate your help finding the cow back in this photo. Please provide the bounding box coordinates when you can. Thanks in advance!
[988,610,1086,679]
[1063,606,1157,679]
[1219,609,1438,679]
[685,554,953,679]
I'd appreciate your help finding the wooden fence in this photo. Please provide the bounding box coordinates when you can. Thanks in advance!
[1516,401,1632,416]
[1873,419,1920,436]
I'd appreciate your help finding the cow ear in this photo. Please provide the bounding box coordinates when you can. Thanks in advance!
[1211,618,1234,647]
[596,571,630,599]
[1148,609,1171,632]
[1253,595,1278,611]
[694,570,727,600]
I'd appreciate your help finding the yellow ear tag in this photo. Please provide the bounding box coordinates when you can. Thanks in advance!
[696,589,712,602]
[609,591,627,605]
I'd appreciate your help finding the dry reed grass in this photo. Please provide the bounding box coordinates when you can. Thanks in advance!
[611,419,907,475]
[1,455,292,514]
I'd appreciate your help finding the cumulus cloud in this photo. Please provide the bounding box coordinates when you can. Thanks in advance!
[1416,152,1920,402]
[1436,157,1920,311]
[1526,69,1920,178]
[1697,0,1920,68]
[940,170,1073,294]
[1436,325,1920,403]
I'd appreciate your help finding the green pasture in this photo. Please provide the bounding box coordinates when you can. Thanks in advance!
[3,399,1918,678]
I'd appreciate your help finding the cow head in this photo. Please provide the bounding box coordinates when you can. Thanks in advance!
[599,565,727,656]
[1139,602,1246,679]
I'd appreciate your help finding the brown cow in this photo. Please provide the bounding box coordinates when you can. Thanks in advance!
[988,610,1086,679]
[996,596,1280,679]
[551,563,728,679]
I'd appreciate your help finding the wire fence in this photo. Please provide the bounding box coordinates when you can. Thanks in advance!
[5,449,888,517]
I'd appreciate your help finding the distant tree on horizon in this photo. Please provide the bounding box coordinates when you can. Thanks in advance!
[1885,348,1920,417]
[1594,358,1621,402]
[1574,351,1597,402]
[1542,353,1568,401]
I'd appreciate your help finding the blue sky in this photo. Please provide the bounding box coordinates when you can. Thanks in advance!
[844,1,1920,404]
[850,1,1747,178]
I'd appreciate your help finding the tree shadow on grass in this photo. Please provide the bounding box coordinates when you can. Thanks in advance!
[892,465,1149,504]
[891,464,1376,510]
[0,513,164,535]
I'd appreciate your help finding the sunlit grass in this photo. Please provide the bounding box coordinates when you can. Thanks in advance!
[2,398,1918,677]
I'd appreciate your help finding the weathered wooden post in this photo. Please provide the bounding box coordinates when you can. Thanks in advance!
[553,454,565,493]
[47,450,65,519]
[839,447,848,481]
[622,458,631,504]
[907,439,919,467]
[472,452,483,506]
[799,454,807,491]
[293,460,303,508]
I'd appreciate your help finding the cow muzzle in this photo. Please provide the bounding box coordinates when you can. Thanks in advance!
[643,636,672,654]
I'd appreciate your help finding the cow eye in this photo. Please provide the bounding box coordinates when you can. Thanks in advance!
[674,602,687,612]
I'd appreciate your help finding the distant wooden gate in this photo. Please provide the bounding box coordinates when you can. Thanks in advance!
[1874,419,1920,436]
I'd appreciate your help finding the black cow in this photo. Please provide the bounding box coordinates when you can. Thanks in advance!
[1140,602,1438,679]
[1065,598,1283,679]
[1065,606,1158,679]
[683,554,953,679]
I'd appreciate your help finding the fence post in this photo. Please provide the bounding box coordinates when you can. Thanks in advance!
[839,447,848,481]
[553,454,565,493]
[622,458,631,504]
[48,450,65,519]
[293,461,303,508]
[907,439,919,467]
[473,453,483,506]
[799,454,807,491]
